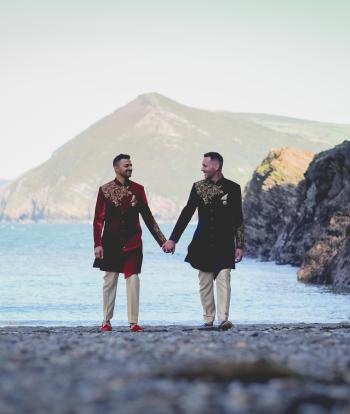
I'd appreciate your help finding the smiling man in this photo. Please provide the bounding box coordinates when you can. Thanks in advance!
[163,152,244,330]
[93,154,167,332]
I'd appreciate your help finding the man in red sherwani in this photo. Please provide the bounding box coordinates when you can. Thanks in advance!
[93,154,167,332]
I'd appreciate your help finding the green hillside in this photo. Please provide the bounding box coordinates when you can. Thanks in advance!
[1,93,349,222]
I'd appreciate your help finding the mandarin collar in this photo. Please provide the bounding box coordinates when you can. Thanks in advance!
[209,174,225,186]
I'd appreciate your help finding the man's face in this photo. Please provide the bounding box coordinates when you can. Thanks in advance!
[201,157,219,179]
[114,158,133,178]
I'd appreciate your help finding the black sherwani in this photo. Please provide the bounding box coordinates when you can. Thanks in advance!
[169,176,244,276]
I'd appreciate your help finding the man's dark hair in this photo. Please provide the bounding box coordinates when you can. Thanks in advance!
[204,152,224,169]
[113,154,130,167]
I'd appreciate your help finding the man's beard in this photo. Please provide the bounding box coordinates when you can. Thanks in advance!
[118,171,132,179]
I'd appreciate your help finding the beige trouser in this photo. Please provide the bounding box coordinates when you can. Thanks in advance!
[103,272,140,324]
[198,269,231,323]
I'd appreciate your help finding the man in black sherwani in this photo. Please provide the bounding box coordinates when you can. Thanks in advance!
[163,152,244,330]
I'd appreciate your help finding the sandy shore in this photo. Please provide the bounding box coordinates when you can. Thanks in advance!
[1,323,350,414]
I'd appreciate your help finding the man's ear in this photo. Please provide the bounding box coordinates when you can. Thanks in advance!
[214,161,221,172]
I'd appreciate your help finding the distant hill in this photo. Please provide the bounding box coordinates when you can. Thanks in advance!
[1,92,349,222]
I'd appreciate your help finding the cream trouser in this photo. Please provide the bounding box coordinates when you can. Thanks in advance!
[103,272,140,324]
[198,269,231,323]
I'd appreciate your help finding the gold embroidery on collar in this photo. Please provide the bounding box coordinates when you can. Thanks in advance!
[195,180,224,205]
[101,180,132,207]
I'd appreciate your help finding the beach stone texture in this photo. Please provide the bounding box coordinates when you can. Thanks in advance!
[0,323,350,414]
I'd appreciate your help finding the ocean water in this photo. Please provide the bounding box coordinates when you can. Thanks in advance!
[0,223,349,326]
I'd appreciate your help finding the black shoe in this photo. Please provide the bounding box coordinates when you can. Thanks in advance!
[218,320,233,331]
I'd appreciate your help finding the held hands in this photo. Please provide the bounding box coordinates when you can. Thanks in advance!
[235,248,243,263]
[94,246,104,260]
[162,240,176,254]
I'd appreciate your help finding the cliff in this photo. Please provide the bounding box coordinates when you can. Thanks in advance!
[242,147,314,259]
[244,141,350,287]
[275,140,350,287]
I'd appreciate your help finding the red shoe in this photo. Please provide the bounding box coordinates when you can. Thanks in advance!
[101,322,112,332]
[130,324,143,332]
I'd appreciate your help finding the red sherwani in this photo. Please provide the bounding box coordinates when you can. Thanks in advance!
[93,178,166,278]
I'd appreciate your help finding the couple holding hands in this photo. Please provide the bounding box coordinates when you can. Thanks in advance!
[93,152,244,332]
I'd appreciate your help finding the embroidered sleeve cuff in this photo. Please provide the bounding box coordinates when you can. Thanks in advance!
[235,222,245,249]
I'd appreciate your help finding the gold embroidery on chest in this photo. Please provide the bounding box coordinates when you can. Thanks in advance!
[101,181,132,207]
[195,180,224,205]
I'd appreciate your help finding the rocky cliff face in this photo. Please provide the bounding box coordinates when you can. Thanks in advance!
[275,140,350,287]
[242,147,314,259]
[244,141,350,287]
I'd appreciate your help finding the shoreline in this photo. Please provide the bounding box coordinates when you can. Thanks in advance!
[1,323,350,413]
[1,321,349,328]
[1,321,350,328]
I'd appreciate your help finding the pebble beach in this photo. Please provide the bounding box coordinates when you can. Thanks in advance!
[1,323,350,414]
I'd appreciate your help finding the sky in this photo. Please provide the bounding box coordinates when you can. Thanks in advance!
[1,0,350,179]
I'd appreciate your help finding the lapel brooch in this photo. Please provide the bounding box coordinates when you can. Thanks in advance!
[221,193,228,205]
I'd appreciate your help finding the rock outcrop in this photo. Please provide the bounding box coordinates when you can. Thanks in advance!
[242,147,314,259]
[275,140,350,287]
[244,141,350,287]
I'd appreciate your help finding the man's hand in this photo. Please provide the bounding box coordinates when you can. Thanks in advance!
[94,246,104,260]
[162,240,176,254]
[235,248,243,263]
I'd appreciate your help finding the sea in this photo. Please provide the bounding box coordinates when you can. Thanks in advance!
[0,223,349,326]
